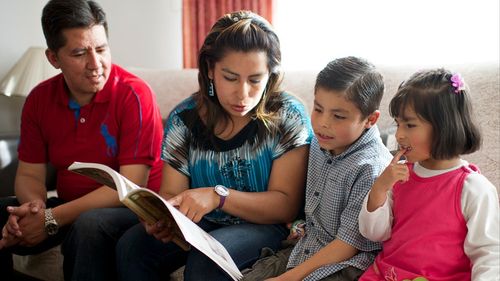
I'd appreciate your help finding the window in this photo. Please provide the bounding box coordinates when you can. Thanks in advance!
[274,0,499,70]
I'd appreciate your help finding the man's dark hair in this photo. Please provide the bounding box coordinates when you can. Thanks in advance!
[41,0,108,52]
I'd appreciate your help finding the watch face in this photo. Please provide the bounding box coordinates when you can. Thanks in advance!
[46,223,59,236]
[215,185,229,196]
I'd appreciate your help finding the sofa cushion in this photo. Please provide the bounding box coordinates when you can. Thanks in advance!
[13,246,63,281]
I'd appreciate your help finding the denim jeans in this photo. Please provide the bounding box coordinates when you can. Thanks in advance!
[61,207,139,281]
[0,196,139,281]
[116,218,288,281]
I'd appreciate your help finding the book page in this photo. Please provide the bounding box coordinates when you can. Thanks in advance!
[123,189,190,251]
[127,189,242,280]
[68,162,139,201]
[68,161,242,280]
[163,200,243,280]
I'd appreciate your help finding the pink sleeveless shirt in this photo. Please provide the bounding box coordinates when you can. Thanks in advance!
[361,163,476,281]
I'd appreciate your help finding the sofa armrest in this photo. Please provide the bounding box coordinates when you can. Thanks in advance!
[0,135,57,197]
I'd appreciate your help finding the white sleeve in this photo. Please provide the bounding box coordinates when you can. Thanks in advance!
[461,173,500,281]
[358,189,393,241]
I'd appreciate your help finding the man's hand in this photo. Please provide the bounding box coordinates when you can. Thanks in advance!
[4,199,45,237]
[0,224,21,249]
[5,203,48,247]
[0,199,46,249]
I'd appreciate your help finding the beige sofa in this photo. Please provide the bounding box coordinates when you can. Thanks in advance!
[14,64,499,280]
[132,64,499,187]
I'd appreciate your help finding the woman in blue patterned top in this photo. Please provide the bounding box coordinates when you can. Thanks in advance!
[116,10,313,281]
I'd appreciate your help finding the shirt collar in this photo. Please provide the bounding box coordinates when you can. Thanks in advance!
[55,64,116,106]
[320,125,381,160]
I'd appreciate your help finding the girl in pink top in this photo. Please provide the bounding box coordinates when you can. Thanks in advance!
[358,68,499,281]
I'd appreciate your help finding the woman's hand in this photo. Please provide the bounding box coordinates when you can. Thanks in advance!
[143,218,177,243]
[168,187,219,223]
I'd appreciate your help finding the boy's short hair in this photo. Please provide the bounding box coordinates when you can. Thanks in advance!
[315,56,384,119]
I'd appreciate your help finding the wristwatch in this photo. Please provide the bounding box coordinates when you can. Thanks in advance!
[214,185,229,209]
[44,208,59,236]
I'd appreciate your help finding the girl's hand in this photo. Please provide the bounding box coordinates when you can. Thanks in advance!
[367,149,409,212]
[168,187,219,223]
[376,149,410,191]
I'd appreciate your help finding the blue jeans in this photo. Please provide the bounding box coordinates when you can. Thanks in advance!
[116,219,288,281]
[62,207,139,281]
[0,196,139,281]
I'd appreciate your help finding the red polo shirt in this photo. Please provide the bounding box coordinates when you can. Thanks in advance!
[18,64,163,201]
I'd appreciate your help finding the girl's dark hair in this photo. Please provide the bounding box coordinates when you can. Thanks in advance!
[194,10,283,143]
[315,56,384,119]
[42,0,108,52]
[390,68,481,159]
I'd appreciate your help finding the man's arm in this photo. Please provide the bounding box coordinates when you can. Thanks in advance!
[5,164,150,247]
[2,161,49,241]
[15,161,48,206]
[0,161,48,247]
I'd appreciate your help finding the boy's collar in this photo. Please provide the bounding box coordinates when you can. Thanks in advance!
[319,126,380,159]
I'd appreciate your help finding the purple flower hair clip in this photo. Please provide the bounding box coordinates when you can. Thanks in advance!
[450,73,465,94]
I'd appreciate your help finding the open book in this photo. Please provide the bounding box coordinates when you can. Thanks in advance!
[68,161,243,280]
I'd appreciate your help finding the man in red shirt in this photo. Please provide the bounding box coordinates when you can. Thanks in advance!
[0,0,164,279]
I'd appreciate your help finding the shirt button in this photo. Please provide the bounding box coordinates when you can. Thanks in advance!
[310,222,315,227]
[314,191,319,196]
[327,159,332,164]
[80,117,86,123]
[304,249,310,255]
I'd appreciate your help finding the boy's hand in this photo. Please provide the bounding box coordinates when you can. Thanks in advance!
[286,220,306,240]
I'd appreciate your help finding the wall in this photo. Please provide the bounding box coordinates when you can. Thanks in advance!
[0,0,183,135]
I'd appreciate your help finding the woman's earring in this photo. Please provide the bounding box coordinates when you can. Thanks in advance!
[208,80,215,97]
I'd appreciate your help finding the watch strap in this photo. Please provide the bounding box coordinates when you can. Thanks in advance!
[44,208,59,236]
[217,194,226,209]
[214,185,229,209]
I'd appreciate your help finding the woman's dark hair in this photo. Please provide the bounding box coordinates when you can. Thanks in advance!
[390,68,481,159]
[315,56,385,119]
[195,10,283,141]
[42,0,108,52]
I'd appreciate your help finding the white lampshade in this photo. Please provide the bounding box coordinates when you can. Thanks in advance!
[0,46,60,97]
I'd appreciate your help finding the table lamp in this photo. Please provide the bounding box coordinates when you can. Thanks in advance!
[0,46,60,97]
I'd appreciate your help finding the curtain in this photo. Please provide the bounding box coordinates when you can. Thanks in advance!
[182,0,274,69]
